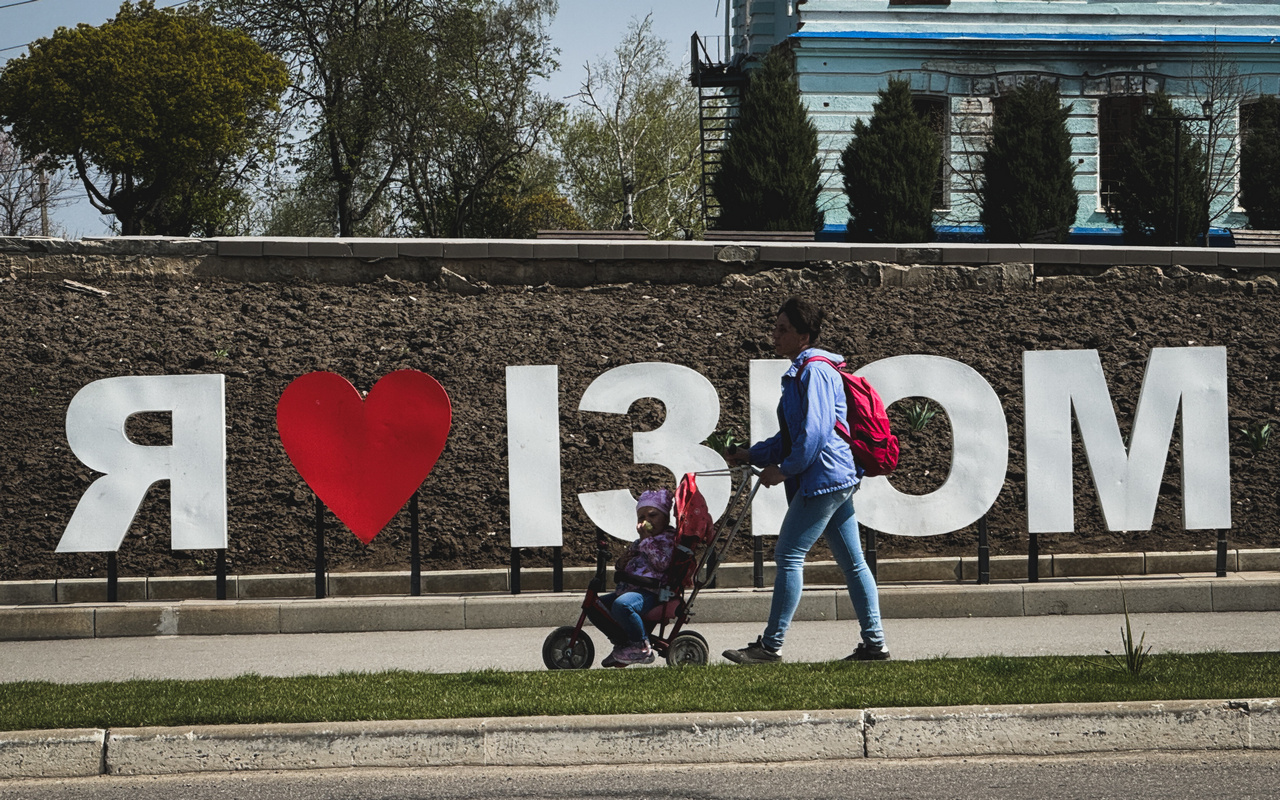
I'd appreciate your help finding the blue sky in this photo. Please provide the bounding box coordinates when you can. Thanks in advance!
[0,0,723,237]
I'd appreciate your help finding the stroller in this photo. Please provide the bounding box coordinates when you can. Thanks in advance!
[542,467,761,669]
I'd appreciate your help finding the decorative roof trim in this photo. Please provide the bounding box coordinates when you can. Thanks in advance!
[792,31,1280,44]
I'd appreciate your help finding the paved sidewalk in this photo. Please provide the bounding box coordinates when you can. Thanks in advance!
[1,612,1277,683]
[2,570,1277,781]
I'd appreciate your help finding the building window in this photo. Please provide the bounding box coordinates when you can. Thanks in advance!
[1238,100,1262,212]
[913,95,949,210]
[1098,96,1145,211]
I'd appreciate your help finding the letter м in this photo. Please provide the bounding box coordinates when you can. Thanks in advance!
[1024,348,1230,533]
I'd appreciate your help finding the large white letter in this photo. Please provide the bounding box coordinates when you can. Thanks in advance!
[58,375,226,552]
[506,365,563,547]
[855,355,1009,536]
[749,359,790,537]
[1024,347,1230,532]
[577,363,728,541]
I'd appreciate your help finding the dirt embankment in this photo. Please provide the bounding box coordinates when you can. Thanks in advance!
[2,270,1276,582]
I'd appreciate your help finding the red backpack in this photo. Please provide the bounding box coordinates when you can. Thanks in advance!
[800,356,899,477]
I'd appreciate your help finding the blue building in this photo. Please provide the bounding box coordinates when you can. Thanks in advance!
[692,1,1280,241]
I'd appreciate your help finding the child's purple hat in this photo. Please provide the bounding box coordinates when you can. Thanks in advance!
[636,489,673,516]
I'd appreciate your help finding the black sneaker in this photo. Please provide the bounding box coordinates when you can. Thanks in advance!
[843,642,891,662]
[722,637,782,664]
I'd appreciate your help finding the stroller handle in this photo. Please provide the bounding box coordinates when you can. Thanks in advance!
[692,465,761,478]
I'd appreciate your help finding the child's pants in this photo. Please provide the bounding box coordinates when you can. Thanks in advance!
[598,589,660,644]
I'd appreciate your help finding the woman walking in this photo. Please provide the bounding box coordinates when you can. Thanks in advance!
[724,297,888,664]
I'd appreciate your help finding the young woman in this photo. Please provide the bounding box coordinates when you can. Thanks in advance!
[724,297,888,664]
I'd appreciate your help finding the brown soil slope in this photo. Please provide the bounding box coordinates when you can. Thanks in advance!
[1,271,1276,581]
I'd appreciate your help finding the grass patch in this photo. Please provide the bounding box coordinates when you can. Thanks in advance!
[2,652,1277,732]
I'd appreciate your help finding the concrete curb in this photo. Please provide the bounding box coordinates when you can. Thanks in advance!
[3,572,1279,642]
[0,728,104,780]
[3,699,1277,778]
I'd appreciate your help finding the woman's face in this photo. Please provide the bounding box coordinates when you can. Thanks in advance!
[773,312,810,359]
[635,506,668,537]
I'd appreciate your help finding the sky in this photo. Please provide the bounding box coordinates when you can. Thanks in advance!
[0,0,723,237]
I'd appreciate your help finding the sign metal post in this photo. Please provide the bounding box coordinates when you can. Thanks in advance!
[314,496,326,599]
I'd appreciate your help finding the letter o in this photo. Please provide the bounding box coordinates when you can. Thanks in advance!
[855,355,1008,536]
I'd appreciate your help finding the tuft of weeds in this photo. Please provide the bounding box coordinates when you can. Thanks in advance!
[903,400,938,434]
[1091,585,1153,678]
[704,429,745,457]
[1240,421,1272,455]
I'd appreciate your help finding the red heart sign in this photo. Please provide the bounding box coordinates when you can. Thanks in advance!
[276,370,452,544]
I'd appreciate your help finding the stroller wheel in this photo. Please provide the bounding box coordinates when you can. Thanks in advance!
[666,631,709,667]
[542,626,595,670]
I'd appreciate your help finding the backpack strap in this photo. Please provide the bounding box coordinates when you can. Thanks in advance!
[800,355,845,373]
[798,355,853,442]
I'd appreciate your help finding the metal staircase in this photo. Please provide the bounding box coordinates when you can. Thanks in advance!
[691,34,747,230]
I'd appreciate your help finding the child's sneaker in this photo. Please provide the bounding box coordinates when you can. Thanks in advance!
[613,642,656,666]
[604,642,634,665]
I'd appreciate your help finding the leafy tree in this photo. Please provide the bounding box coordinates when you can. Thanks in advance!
[448,147,583,238]
[1106,93,1209,246]
[839,79,939,242]
[557,14,703,238]
[1240,95,1280,229]
[978,80,1079,243]
[215,0,436,237]
[395,0,563,238]
[481,190,585,238]
[711,49,823,232]
[218,0,560,239]
[0,2,287,236]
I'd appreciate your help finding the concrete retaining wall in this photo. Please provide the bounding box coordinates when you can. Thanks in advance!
[2,236,1278,290]
[3,699,1277,778]
[3,570,1278,641]
[2,549,1276,608]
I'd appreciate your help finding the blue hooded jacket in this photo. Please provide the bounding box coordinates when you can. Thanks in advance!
[748,347,862,500]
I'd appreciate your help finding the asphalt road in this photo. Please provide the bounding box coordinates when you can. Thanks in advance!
[3,751,1280,800]
[1,612,1276,682]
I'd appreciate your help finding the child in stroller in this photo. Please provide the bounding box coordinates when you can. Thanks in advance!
[542,469,752,670]
[590,489,678,667]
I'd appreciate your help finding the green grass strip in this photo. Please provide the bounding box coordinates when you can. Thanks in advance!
[2,653,1277,732]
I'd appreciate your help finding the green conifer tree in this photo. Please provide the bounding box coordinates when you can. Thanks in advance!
[839,79,940,242]
[1240,96,1280,230]
[1106,93,1209,246]
[710,50,823,232]
[978,80,1079,243]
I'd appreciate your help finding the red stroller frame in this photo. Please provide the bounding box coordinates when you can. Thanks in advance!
[542,467,761,669]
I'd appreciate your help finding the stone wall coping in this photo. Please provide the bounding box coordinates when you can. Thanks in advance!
[1,236,1276,270]
[6,236,1278,288]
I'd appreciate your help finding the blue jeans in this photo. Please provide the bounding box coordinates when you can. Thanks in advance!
[762,486,884,652]
[600,590,660,644]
